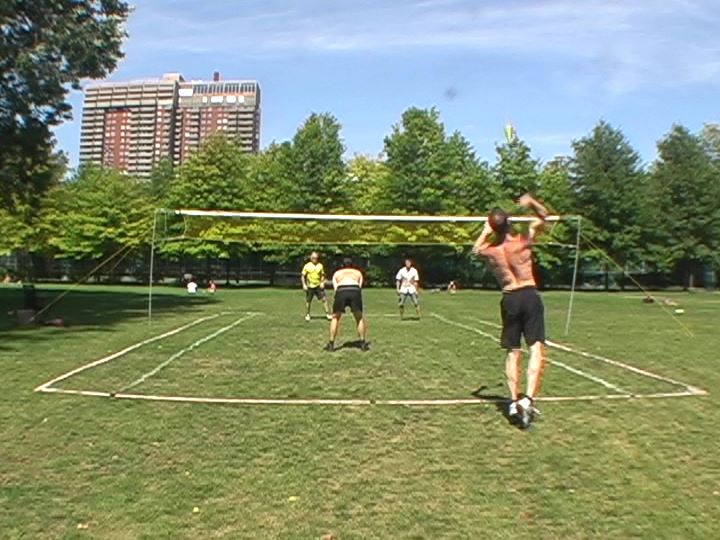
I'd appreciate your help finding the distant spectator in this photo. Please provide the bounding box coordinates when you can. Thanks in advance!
[448,280,458,294]
[207,280,217,294]
[186,279,198,294]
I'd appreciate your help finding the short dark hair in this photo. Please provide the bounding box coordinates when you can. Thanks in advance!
[342,257,353,268]
[488,207,510,234]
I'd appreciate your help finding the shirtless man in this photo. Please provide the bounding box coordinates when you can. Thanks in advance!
[324,257,369,352]
[472,194,548,429]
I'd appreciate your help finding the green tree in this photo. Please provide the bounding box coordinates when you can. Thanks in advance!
[148,158,176,204]
[245,142,294,212]
[700,123,720,165]
[384,107,448,213]
[533,157,577,281]
[346,154,391,214]
[538,156,575,213]
[570,121,647,271]
[0,151,65,257]
[648,125,720,287]
[1,0,129,212]
[168,134,251,211]
[42,164,153,260]
[287,113,347,211]
[493,137,541,202]
[383,107,484,214]
[442,132,495,214]
[164,134,253,259]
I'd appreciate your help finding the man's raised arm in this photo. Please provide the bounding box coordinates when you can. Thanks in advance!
[518,194,548,240]
[472,221,495,256]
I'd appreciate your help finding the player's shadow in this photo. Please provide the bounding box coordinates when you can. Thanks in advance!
[400,316,421,322]
[337,340,369,350]
[470,385,517,427]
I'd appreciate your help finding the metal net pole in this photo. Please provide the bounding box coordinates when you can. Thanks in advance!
[564,216,582,336]
[148,209,159,325]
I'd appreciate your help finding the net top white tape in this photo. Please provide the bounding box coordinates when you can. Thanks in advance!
[173,209,574,223]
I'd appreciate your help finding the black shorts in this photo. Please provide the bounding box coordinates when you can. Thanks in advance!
[305,287,326,302]
[500,287,545,349]
[333,285,363,314]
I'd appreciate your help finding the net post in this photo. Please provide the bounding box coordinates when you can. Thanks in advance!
[564,216,582,336]
[148,209,160,325]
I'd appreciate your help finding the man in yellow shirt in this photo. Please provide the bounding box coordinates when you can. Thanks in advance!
[301,251,331,322]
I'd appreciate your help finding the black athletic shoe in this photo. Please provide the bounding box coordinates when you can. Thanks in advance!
[360,341,370,352]
[323,341,335,352]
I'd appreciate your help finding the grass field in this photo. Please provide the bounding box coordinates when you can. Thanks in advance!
[1,284,718,539]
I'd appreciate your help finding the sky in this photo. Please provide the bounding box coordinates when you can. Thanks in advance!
[54,0,720,168]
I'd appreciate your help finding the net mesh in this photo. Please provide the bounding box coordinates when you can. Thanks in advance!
[168,209,569,246]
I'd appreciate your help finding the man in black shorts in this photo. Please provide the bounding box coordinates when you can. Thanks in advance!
[324,257,369,352]
[472,194,549,429]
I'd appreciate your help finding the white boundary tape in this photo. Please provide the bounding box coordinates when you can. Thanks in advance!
[543,338,705,393]
[430,314,630,394]
[456,314,707,396]
[37,386,703,406]
[116,313,258,393]
[34,310,707,407]
[34,313,226,392]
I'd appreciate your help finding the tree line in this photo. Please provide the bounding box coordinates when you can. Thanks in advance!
[1,2,718,287]
[1,108,719,288]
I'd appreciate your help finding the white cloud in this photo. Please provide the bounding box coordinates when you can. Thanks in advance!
[125,0,720,93]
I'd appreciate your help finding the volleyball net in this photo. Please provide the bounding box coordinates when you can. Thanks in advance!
[164,208,573,246]
[148,209,582,332]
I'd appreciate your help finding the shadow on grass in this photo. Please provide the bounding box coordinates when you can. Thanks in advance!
[0,286,219,350]
[336,339,371,350]
[471,385,526,428]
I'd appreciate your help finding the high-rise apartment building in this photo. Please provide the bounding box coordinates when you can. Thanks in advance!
[78,72,261,177]
[174,73,261,163]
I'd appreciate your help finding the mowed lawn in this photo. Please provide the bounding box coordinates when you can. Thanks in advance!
[1,284,718,539]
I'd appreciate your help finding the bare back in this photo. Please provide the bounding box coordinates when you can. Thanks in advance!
[482,233,536,291]
[332,268,363,289]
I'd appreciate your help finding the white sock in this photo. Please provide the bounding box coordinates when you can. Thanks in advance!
[518,396,533,410]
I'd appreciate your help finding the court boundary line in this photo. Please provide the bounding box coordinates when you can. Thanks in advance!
[34,312,229,392]
[455,314,706,395]
[37,386,703,406]
[431,314,630,394]
[116,313,258,393]
[34,310,707,407]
